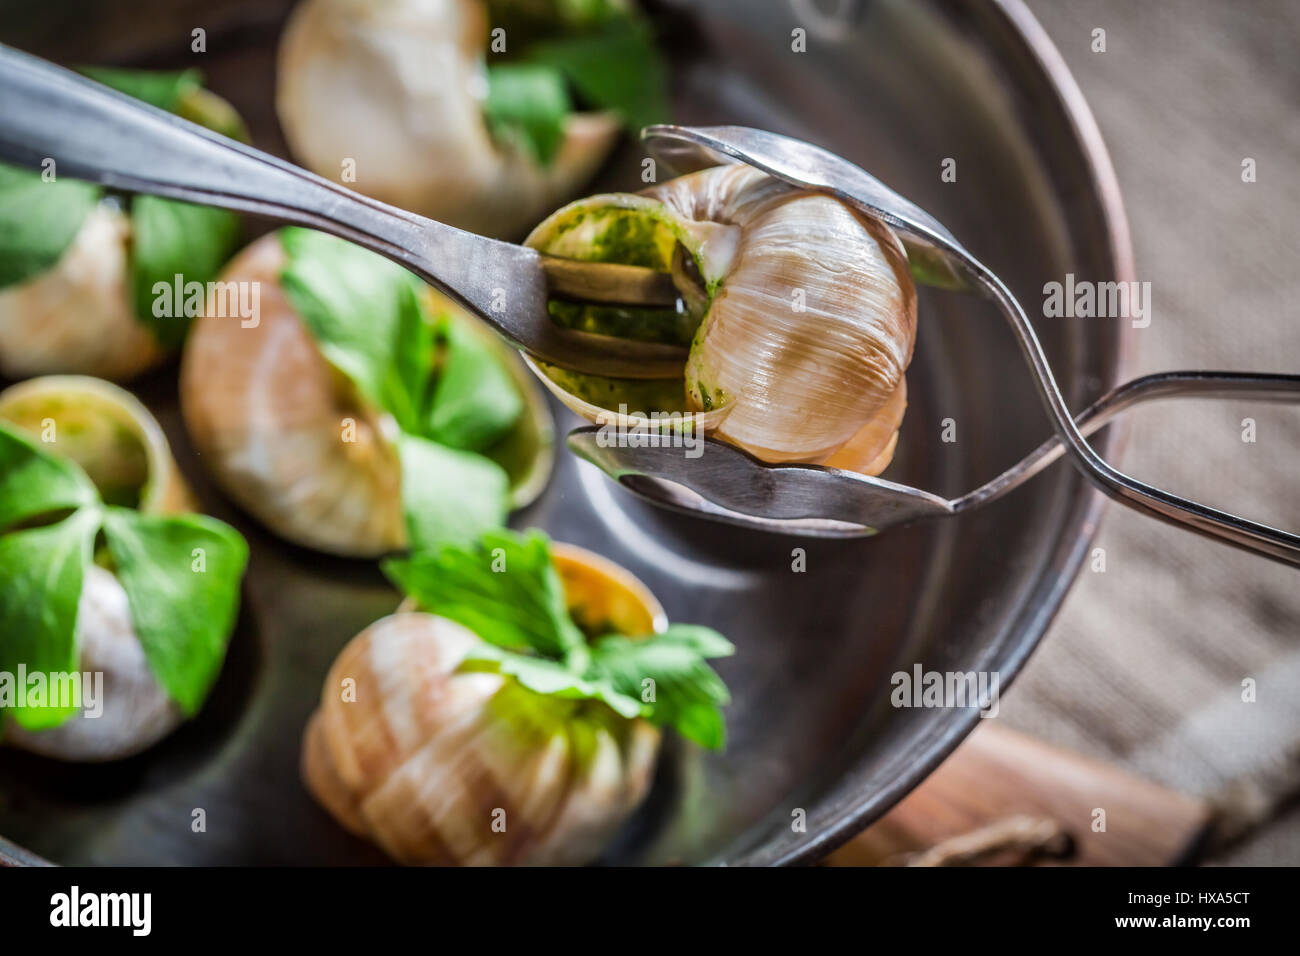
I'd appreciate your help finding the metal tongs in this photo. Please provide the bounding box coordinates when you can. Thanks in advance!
[2,46,1297,566]
[579,126,1300,567]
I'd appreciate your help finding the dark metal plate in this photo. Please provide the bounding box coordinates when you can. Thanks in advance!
[0,0,1132,865]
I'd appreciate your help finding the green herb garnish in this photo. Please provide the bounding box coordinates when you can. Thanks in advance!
[527,14,670,133]
[383,529,734,748]
[129,195,243,350]
[483,64,573,166]
[0,164,101,288]
[482,0,670,165]
[426,310,525,451]
[77,66,204,114]
[396,434,509,552]
[278,228,524,551]
[0,68,244,348]
[0,424,247,730]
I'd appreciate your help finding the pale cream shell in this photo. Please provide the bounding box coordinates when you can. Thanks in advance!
[302,543,665,866]
[179,234,554,558]
[0,375,192,761]
[0,204,165,382]
[1,565,184,763]
[0,375,192,514]
[276,0,621,238]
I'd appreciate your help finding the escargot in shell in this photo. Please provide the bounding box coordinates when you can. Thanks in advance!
[0,376,246,761]
[0,69,245,382]
[303,530,733,865]
[524,164,918,475]
[180,230,554,558]
[276,0,666,238]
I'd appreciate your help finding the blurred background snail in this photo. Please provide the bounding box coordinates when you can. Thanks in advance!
[524,164,918,476]
[303,530,732,865]
[0,376,246,761]
[0,68,245,382]
[180,230,554,558]
[276,0,669,238]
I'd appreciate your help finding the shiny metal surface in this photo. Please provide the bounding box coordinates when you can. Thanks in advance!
[0,0,1135,866]
[0,43,685,379]
[572,371,1300,536]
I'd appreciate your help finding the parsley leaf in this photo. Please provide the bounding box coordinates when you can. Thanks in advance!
[101,508,249,716]
[0,163,101,289]
[0,509,99,730]
[588,626,735,749]
[78,66,203,112]
[0,423,98,531]
[526,15,670,133]
[396,434,510,552]
[129,195,243,350]
[485,0,632,37]
[93,68,246,345]
[80,66,250,143]
[483,63,572,166]
[0,422,247,729]
[383,529,583,659]
[279,228,434,433]
[459,645,642,719]
[426,311,525,453]
[279,229,524,550]
[480,2,670,166]
[383,530,733,747]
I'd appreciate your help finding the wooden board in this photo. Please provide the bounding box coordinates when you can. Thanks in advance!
[826,723,1212,866]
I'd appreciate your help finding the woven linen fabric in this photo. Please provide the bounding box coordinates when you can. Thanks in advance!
[1001,0,1300,864]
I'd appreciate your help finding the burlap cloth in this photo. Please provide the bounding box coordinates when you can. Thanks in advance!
[1005,0,1300,864]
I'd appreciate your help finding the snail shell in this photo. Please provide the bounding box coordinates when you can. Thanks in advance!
[277,0,621,238]
[0,376,191,761]
[2,566,183,762]
[179,234,553,557]
[0,204,165,382]
[0,375,193,514]
[303,543,664,865]
[524,164,918,475]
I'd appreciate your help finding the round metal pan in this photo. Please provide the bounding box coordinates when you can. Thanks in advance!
[0,0,1133,865]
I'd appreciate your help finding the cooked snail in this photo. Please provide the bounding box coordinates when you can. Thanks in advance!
[0,69,245,382]
[2,561,182,763]
[180,231,554,557]
[0,202,164,382]
[0,376,245,761]
[524,164,918,475]
[276,0,664,238]
[303,531,733,865]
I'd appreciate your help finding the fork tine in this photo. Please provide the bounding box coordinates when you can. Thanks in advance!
[566,427,953,533]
